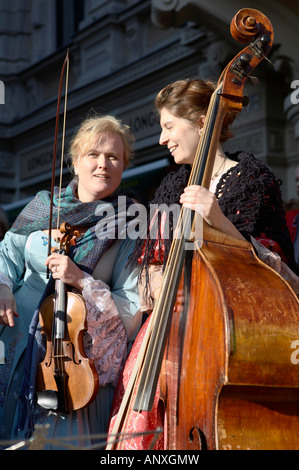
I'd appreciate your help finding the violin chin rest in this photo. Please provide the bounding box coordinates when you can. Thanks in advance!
[36,390,59,410]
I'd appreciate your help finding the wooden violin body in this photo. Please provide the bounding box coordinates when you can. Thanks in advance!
[36,222,99,413]
[163,227,299,450]
[36,290,99,412]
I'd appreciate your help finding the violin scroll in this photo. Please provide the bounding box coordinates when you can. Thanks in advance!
[51,222,80,256]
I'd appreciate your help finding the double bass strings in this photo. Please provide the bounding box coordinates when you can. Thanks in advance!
[188,83,223,189]
[106,302,161,448]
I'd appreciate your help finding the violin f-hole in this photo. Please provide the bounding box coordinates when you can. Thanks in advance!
[66,341,82,365]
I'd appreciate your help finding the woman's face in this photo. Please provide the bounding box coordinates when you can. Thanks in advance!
[74,132,124,202]
[159,107,202,165]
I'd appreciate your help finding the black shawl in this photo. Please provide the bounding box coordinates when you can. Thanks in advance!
[130,151,298,275]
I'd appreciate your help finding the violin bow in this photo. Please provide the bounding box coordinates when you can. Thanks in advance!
[47,49,70,278]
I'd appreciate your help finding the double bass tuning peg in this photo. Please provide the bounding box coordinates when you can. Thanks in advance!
[237,53,260,86]
[252,33,275,67]
[231,53,260,86]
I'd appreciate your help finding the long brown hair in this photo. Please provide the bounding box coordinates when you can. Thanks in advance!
[155,78,236,142]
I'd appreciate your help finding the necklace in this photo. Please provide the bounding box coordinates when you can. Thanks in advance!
[211,155,226,182]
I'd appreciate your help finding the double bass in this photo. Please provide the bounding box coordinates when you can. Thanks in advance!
[108,8,299,450]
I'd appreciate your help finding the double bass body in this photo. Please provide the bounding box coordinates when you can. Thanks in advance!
[163,228,299,450]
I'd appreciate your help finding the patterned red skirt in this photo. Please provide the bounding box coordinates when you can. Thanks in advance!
[107,315,165,450]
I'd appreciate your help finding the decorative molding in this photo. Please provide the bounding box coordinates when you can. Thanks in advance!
[1,38,195,135]
[1,0,298,206]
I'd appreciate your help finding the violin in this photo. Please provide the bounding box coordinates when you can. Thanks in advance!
[36,222,99,412]
[107,8,299,450]
[34,50,99,413]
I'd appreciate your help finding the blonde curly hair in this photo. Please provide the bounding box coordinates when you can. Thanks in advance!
[68,114,134,170]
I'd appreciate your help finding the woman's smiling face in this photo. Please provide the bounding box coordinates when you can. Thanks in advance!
[74,132,124,202]
[159,107,201,165]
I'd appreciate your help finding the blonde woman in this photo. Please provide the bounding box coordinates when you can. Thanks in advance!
[0,115,141,447]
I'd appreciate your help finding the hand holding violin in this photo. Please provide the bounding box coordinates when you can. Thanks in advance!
[45,252,85,291]
[39,247,100,413]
